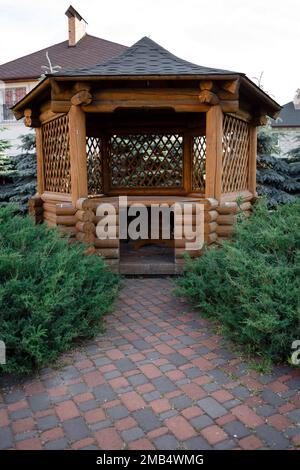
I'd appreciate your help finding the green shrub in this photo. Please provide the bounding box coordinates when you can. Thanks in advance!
[0,206,121,374]
[176,200,300,364]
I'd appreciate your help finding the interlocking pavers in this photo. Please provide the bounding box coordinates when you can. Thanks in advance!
[0,278,298,450]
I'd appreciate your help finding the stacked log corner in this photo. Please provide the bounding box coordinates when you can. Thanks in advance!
[75,198,120,271]
[174,198,218,273]
[28,197,43,224]
[43,200,77,239]
[216,200,253,241]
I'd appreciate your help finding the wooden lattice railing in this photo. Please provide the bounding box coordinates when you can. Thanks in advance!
[108,134,183,188]
[86,136,104,195]
[222,115,250,193]
[41,115,71,193]
[192,136,206,193]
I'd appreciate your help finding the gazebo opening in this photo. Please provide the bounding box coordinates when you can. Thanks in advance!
[85,110,207,197]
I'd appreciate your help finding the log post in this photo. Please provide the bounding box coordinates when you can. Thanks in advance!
[68,105,88,205]
[205,105,223,200]
[35,127,44,196]
[248,125,257,196]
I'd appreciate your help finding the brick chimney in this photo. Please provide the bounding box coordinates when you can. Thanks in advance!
[65,5,87,47]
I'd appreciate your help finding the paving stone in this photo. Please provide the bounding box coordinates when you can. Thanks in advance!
[63,417,89,441]
[286,409,300,423]
[115,358,136,372]
[152,376,177,394]
[184,436,211,450]
[154,434,179,450]
[121,427,144,442]
[128,374,148,386]
[214,439,236,450]
[61,365,79,380]
[224,420,250,438]
[93,384,116,404]
[4,390,25,404]
[143,391,161,402]
[170,395,193,411]
[44,438,69,450]
[28,394,50,412]
[197,397,227,419]
[255,424,290,449]
[185,367,203,379]
[10,408,32,421]
[190,415,214,430]
[165,353,188,366]
[261,390,285,407]
[133,408,162,432]
[255,404,277,417]
[0,426,13,449]
[231,386,251,399]
[107,405,129,421]
[37,415,59,431]
[209,370,231,384]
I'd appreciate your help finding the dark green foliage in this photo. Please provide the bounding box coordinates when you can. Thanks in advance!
[176,200,300,364]
[0,133,37,212]
[0,206,121,375]
[257,123,300,207]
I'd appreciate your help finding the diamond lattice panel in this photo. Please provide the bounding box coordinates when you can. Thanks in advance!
[109,134,183,188]
[192,136,206,193]
[87,136,103,195]
[42,115,71,193]
[222,115,250,193]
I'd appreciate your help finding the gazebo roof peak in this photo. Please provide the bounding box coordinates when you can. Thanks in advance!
[52,35,239,77]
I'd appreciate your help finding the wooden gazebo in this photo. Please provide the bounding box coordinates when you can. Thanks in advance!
[13,37,280,274]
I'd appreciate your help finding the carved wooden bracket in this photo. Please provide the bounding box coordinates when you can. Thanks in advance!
[24,108,40,128]
[222,79,240,94]
[198,90,219,105]
[251,115,268,126]
[71,90,92,106]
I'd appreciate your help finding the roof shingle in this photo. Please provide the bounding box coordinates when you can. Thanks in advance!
[53,36,239,77]
[272,101,300,127]
[0,34,127,81]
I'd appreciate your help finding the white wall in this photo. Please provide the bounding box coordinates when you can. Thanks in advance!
[0,80,37,155]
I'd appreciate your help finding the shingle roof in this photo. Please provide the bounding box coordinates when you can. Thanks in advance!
[0,34,127,81]
[271,101,300,128]
[53,36,238,77]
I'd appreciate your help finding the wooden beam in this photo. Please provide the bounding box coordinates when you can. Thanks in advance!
[205,105,223,200]
[220,100,239,113]
[35,128,44,195]
[248,125,257,196]
[68,105,88,205]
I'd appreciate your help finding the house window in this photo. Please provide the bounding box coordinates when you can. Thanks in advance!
[1,86,26,122]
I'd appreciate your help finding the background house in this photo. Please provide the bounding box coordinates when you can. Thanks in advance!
[0,5,126,154]
[271,89,300,155]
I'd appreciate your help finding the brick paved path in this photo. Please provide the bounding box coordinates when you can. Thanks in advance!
[1,278,300,450]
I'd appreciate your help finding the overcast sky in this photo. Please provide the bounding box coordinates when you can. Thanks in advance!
[0,0,299,105]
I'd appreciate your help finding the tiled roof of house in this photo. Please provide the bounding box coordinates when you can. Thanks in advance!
[0,34,127,81]
[272,101,300,128]
[52,36,238,77]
